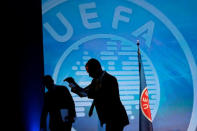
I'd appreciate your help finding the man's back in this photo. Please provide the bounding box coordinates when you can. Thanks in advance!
[88,72,129,127]
[45,86,74,110]
[42,85,76,130]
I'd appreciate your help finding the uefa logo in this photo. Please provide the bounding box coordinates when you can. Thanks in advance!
[42,0,197,131]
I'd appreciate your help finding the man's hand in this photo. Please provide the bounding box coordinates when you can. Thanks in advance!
[64,77,75,83]
[64,77,77,88]
[63,77,87,97]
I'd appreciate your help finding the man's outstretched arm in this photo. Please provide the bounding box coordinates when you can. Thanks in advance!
[64,77,88,97]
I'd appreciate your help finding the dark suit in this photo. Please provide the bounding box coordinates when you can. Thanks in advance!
[40,85,76,131]
[72,71,129,131]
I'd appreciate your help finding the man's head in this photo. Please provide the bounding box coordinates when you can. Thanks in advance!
[43,75,54,90]
[85,58,102,78]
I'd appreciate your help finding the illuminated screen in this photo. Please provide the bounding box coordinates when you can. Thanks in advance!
[42,0,197,131]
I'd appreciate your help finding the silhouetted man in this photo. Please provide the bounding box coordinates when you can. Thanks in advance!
[64,58,129,131]
[40,75,76,131]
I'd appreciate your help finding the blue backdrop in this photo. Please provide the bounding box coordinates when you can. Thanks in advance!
[42,0,197,131]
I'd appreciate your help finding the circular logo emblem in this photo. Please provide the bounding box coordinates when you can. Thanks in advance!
[42,0,197,130]
[52,34,160,128]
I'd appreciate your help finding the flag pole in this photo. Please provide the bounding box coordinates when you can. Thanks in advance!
[137,40,153,131]
[137,40,142,131]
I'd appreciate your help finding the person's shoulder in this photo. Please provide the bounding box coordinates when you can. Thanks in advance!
[104,71,117,81]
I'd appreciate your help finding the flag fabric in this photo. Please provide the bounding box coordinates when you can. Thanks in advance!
[137,43,153,131]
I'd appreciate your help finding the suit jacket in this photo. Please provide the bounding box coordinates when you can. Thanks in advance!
[40,85,76,129]
[73,71,129,127]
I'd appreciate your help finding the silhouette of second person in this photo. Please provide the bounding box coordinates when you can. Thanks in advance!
[40,75,76,131]
[64,58,129,131]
